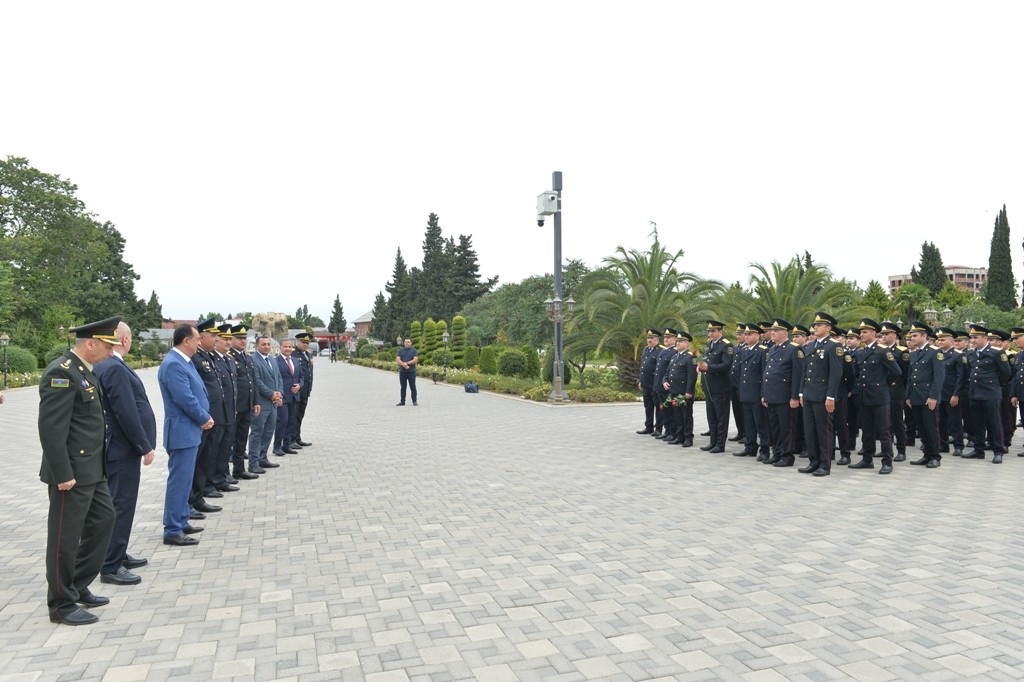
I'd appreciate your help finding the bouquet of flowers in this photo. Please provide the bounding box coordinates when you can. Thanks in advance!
[663,394,688,408]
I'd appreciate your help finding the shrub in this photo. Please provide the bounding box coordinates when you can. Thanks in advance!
[451,316,467,367]
[522,385,553,401]
[479,346,497,374]
[520,344,540,379]
[5,344,40,372]
[498,348,529,377]
[464,346,479,369]
[567,387,635,403]
[542,347,573,385]
[358,343,377,359]
[141,341,162,361]
[44,343,69,367]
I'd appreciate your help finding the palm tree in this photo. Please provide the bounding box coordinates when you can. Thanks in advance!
[746,258,871,328]
[566,243,723,387]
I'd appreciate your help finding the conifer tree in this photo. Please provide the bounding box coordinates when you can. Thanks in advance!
[328,294,346,335]
[985,205,1016,311]
[913,241,947,295]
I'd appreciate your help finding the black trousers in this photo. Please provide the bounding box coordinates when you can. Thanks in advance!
[803,400,832,471]
[740,401,768,453]
[888,393,908,454]
[766,403,794,456]
[834,396,853,455]
[295,396,310,440]
[641,387,657,430]
[47,482,115,612]
[706,392,730,448]
[190,425,224,507]
[730,388,744,438]
[1000,394,1015,447]
[653,388,667,431]
[938,401,963,451]
[970,398,1005,454]
[212,419,236,488]
[847,394,860,450]
[399,370,417,403]
[673,400,694,441]
[102,457,141,575]
[232,408,253,470]
[911,403,941,459]
[859,402,894,463]
[792,406,806,454]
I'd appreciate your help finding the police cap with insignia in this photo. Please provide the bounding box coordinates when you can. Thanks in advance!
[791,324,810,336]
[663,328,678,338]
[645,328,660,338]
[217,322,234,337]
[196,318,219,334]
[1011,328,1024,340]
[812,311,838,328]
[676,331,693,342]
[908,321,932,337]
[968,324,988,336]
[758,322,771,332]
[859,318,881,333]
[935,327,955,338]
[770,318,790,331]
[231,324,250,337]
[989,329,1009,342]
[879,320,902,335]
[705,320,725,331]
[70,316,121,345]
[845,328,860,338]
[295,332,314,343]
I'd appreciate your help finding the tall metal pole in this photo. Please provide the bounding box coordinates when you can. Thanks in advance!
[550,171,565,402]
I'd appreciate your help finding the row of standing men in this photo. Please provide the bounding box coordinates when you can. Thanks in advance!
[638,315,1019,476]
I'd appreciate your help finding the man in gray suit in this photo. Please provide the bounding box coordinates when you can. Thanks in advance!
[248,336,283,474]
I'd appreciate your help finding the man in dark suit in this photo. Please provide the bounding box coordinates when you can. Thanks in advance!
[248,335,283,473]
[799,312,845,476]
[292,332,315,448]
[663,331,697,447]
[734,323,769,459]
[95,322,156,586]
[761,319,803,467]
[273,339,304,456]
[636,329,662,435]
[906,322,946,468]
[158,324,213,547]
[209,326,238,494]
[39,317,120,626]
[227,325,260,480]
[652,329,678,439]
[699,320,733,453]
[935,327,967,457]
[879,321,910,461]
[965,324,1012,463]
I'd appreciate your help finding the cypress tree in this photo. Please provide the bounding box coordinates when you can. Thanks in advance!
[985,205,1016,311]
[915,241,947,295]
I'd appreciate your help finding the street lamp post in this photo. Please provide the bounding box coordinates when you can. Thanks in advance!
[442,330,450,382]
[0,333,9,389]
[538,171,576,402]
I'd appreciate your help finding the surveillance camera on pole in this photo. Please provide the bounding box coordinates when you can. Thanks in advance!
[537,191,559,227]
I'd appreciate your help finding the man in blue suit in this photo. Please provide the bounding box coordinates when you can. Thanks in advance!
[158,324,213,547]
[95,322,156,585]
[273,339,304,456]
[248,335,283,473]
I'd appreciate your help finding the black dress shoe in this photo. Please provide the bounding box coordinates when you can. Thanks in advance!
[992,453,1003,464]
[123,554,148,569]
[708,447,725,454]
[189,509,207,520]
[283,448,298,454]
[50,606,98,625]
[729,435,745,442]
[205,490,224,498]
[732,450,752,457]
[837,456,851,466]
[926,459,941,468]
[700,431,710,437]
[681,440,693,447]
[856,448,866,455]
[812,468,830,476]
[225,475,238,485]
[665,438,681,445]
[101,566,141,585]
[248,467,265,475]
[952,449,963,456]
[163,534,199,546]
[236,471,259,480]
[798,465,816,473]
[76,590,109,608]
[963,451,986,459]
[773,456,794,467]
[894,452,906,462]
[412,401,418,406]
[849,459,874,469]
[260,461,280,468]
[297,440,312,447]
[273,449,286,456]
[194,502,222,513]
[216,484,239,492]
[879,464,893,474]
[636,428,654,435]
[756,453,768,463]
[654,432,669,440]
[289,442,304,449]
[651,430,662,438]
[184,524,204,534]
[700,445,714,451]
[910,457,929,465]
[396,402,405,406]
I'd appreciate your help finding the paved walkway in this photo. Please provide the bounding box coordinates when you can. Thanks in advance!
[1,361,1023,681]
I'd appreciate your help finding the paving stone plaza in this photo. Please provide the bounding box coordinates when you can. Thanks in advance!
[1,360,1023,681]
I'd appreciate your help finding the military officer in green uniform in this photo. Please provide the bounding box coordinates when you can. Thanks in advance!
[38,317,120,626]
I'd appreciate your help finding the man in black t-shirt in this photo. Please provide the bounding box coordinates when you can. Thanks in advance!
[396,339,419,406]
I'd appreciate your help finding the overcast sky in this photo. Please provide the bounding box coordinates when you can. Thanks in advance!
[4,2,1023,323]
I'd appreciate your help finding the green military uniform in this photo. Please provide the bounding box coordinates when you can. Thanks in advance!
[39,322,118,622]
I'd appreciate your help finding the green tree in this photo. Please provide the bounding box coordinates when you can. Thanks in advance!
[911,241,947,295]
[421,318,437,362]
[408,320,422,348]
[569,242,723,387]
[450,315,467,367]
[890,283,933,323]
[985,205,1016,311]
[479,346,498,374]
[860,280,892,317]
[328,294,347,335]
[935,280,972,310]
[369,292,389,341]
[379,247,411,344]
[434,319,448,364]
[745,258,868,327]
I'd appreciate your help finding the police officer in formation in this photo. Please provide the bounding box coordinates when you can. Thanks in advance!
[662,331,697,446]
[635,329,662,435]
[699,320,733,453]
[228,325,260,480]
[733,323,769,460]
[935,328,967,457]
[760,319,803,467]
[651,329,679,440]
[905,322,945,467]
[291,332,315,448]
[964,324,1012,463]
[849,319,903,473]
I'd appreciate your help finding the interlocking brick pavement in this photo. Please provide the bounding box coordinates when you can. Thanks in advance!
[1,361,1023,681]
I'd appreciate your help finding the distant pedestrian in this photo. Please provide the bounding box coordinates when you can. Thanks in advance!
[396,338,418,406]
